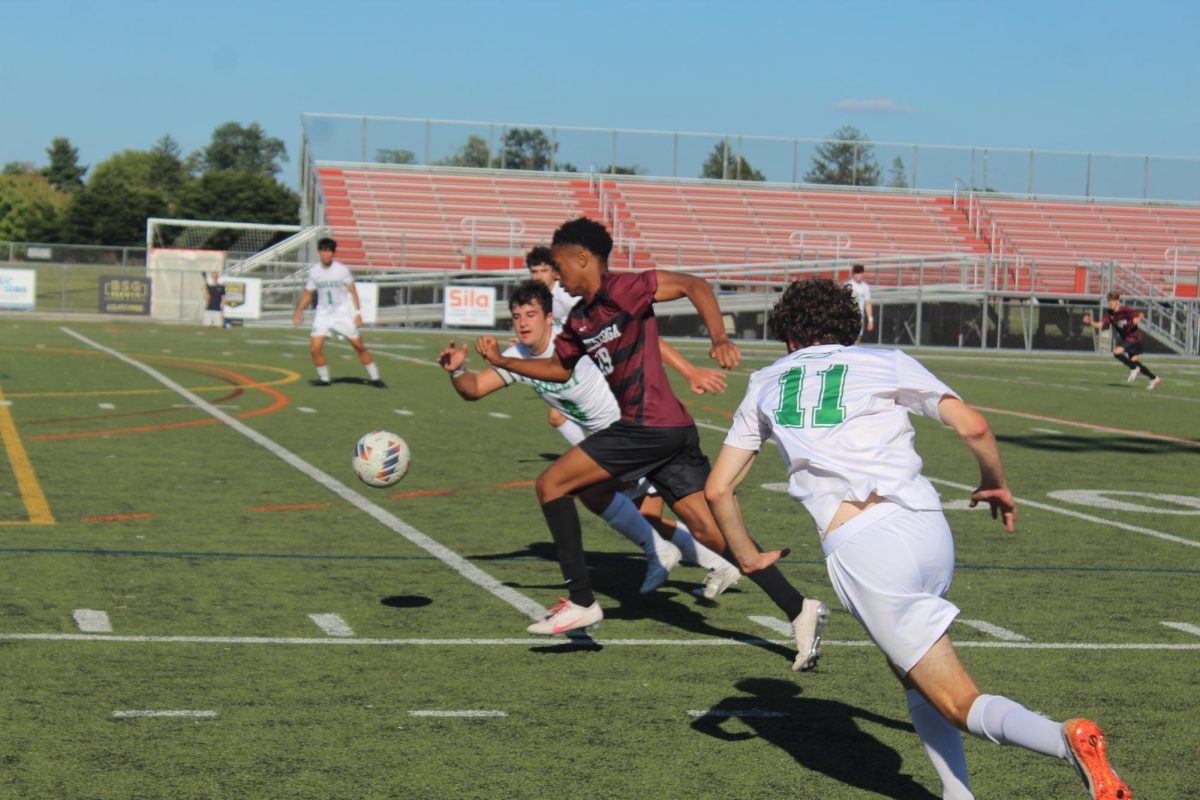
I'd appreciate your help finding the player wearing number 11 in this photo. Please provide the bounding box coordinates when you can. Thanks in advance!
[292,237,385,388]
[705,278,1131,799]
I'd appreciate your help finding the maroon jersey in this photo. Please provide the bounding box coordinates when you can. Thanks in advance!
[554,270,693,427]
[1100,306,1143,345]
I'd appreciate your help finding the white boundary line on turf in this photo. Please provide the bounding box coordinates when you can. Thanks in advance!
[408,710,507,718]
[59,327,546,622]
[308,613,354,637]
[957,619,1029,642]
[691,419,1200,549]
[112,710,217,719]
[3,632,1198,650]
[1162,621,1200,637]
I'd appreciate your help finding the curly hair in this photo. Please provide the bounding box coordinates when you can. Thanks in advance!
[525,246,554,270]
[509,280,553,314]
[768,278,862,347]
[551,217,613,262]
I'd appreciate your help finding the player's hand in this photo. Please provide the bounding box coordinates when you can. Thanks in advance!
[687,367,727,396]
[1081,314,1092,325]
[867,319,875,332]
[292,312,302,327]
[475,336,502,365]
[438,341,468,372]
[709,339,740,370]
[970,486,1016,532]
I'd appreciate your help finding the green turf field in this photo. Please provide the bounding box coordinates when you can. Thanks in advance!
[0,317,1196,799]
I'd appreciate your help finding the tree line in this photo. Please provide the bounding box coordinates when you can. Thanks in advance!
[0,122,299,247]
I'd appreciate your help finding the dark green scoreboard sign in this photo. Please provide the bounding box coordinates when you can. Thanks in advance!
[99,276,151,315]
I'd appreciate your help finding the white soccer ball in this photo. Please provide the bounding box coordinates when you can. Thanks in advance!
[352,430,410,488]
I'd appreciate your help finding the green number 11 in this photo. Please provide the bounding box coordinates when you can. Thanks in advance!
[773,364,848,428]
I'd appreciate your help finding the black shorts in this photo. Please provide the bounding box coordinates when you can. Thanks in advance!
[579,420,711,506]
[1117,339,1143,357]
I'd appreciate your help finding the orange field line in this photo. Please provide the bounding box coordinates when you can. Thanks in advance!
[390,489,454,499]
[82,513,156,522]
[495,480,535,489]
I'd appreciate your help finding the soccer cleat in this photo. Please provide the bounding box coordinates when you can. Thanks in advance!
[791,598,829,672]
[369,379,388,389]
[1062,718,1131,799]
[309,379,331,387]
[1146,377,1160,391]
[1125,367,1141,383]
[526,597,603,636]
[639,544,682,594]
[701,565,742,600]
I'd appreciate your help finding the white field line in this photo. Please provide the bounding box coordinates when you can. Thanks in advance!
[308,613,354,637]
[688,709,786,718]
[927,477,1200,549]
[691,420,1199,549]
[60,327,546,622]
[748,615,793,636]
[939,370,1200,405]
[112,710,217,719]
[297,407,317,413]
[408,710,507,718]
[957,619,1029,642]
[72,609,112,633]
[1031,427,1062,435]
[1162,621,1200,637]
[5,632,1197,651]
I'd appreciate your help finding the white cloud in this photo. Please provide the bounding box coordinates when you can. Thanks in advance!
[835,98,914,114]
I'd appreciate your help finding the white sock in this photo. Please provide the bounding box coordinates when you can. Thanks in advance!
[966,694,1068,759]
[600,494,673,562]
[668,522,734,570]
[316,365,330,381]
[366,362,380,380]
[907,690,973,800]
[554,418,587,446]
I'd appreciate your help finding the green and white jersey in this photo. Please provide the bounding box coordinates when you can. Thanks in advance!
[846,278,871,312]
[551,281,580,326]
[305,261,355,315]
[494,328,619,433]
[725,344,958,532]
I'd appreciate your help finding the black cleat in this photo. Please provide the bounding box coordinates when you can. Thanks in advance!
[369,379,388,389]
[309,379,331,387]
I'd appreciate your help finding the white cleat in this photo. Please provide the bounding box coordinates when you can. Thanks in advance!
[1147,377,1160,391]
[700,565,742,600]
[1126,367,1141,383]
[639,544,682,594]
[791,598,829,672]
[526,598,603,636]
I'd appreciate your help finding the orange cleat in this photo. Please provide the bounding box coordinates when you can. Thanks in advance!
[1063,718,1132,799]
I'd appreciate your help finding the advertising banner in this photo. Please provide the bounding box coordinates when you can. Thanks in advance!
[443,286,496,327]
[98,276,151,315]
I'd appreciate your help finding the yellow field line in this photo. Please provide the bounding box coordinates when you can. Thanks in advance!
[0,384,55,525]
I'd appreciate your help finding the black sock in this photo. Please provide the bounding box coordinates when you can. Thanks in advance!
[1137,362,1158,380]
[723,543,805,621]
[541,497,594,607]
[1114,352,1136,369]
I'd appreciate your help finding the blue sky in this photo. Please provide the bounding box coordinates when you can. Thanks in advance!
[3,0,1198,193]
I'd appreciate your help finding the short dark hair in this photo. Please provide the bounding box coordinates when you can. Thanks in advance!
[509,280,553,315]
[317,237,337,252]
[525,246,554,270]
[1106,291,1121,302]
[551,217,613,262]
[851,264,865,275]
[768,278,862,347]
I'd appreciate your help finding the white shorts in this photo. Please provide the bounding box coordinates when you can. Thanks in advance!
[311,311,358,340]
[822,502,959,675]
[202,310,223,327]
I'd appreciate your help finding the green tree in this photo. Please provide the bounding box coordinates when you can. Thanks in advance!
[191,121,288,177]
[600,164,642,175]
[61,169,169,245]
[888,156,909,189]
[3,161,36,176]
[41,137,87,192]
[0,173,67,242]
[701,140,765,181]
[175,171,299,225]
[148,134,187,196]
[376,148,417,165]
[496,128,556,171]
[435,135,491,168]
[804,126,881,186]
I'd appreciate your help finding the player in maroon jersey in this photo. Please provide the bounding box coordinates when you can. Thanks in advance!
[475,218,828,671]
[1082,292,1161,390]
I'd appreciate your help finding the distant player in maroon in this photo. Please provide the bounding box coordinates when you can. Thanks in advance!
[475,218,827,672]
[1083,291,1161,389]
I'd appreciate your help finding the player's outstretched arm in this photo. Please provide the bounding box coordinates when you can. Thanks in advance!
[653,270,740,370]
[658,340,727,396]
[704,444,788,573]
[474,336,573,382]
[438,341,505,400]
[292,289,314,326]
[938,396,1016,532]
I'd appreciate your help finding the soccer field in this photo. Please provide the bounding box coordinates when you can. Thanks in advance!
[1,318,1197,799]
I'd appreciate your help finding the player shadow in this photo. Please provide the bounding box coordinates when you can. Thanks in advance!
[313,376,375,386]
[379,595,433,609]
[996,433,1200,455]
[691,678,936,800]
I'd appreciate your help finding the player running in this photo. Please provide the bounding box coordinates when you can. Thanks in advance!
[475,218,826,672]
[706,277,1132,800]
[1082,292,1161,390]
[292,237,385,388]
[439,280,739,597]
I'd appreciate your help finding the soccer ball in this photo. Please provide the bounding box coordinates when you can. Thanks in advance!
[352,430,410,488]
